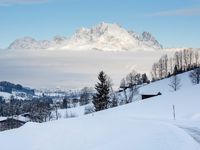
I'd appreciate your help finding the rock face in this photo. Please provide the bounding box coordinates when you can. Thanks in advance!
[141,32,163,49]
[8,37,52,50]
[8,22,163,51]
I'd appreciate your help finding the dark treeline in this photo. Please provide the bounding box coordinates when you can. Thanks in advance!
[151,48,199,81]
[0,81,34,95]
[0,97,53,123]
[0,87,94,124]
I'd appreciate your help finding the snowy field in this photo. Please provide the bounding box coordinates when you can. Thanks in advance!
[0,49,172,89]
[0,72,200,150]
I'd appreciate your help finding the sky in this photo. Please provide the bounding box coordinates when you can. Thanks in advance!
[0,0,200,48]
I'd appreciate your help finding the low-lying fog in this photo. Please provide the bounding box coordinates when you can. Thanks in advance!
[0,49,171,89]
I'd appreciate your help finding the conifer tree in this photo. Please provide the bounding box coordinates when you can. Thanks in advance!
[93,71,110,112]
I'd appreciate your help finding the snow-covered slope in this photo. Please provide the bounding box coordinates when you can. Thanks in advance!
[139,71,192,95]
[0,91,33,101]
[8,22,163,51]
[0,92,11,100]
[0,72,200,150]
[58,71,196,118]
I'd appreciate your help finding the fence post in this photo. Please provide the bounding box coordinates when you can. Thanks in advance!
[173,104,176,120]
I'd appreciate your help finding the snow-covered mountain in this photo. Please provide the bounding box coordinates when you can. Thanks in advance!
[8,23,163,51]
[8,37,52,50]
[8,36,68,50]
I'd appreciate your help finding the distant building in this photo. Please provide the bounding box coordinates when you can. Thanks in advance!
[0,117,26,132]
[0,115,30,132]
[141,92,162,100]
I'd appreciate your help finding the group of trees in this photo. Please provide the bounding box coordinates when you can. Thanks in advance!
[0,97,61,123]
[151,49,199,81]
[0,98,32,117]
[61,87,93,109]
[92,49,200,112]
[119,70,148,104]
[79,87,93,106]
[92,71,119,112]
[0,86,94,125]
[150,49,200,92]
[92,70,148,112]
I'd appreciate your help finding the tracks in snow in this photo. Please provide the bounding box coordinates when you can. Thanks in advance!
[179,126,200,144]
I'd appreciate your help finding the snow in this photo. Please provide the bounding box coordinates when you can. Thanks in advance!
[0,72,200,150]
[140,71,192,95]
[0,91,11,99]
[58,104,90,118]
[7,22,162,51]
[13,115,30,122]
[0,91,31,101]
[0,117,199,150]
[0,117,7,121]
[0,116,29,122]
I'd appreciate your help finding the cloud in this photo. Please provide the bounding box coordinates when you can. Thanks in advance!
[0,0,48,5]
[146,7,200,16]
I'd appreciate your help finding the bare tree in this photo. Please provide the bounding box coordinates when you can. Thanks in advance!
[169,75,181,91]
[183,49,189,70]
[189,49,194,68]
[195,50,199,67]
[120,78,128,104]
[169,57,173,75]
[189,68,200,84]
[179,51,183,71]
[174,52,180,71]
[151,63,158,81]
[158,58,164,79]
[30,101,52,123]
[163,54,168,77]
[79,87,93,106]
[125,70,139,103]
[110,92,118,108]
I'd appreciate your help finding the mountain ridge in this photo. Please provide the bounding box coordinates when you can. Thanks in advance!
[8,22,163,51]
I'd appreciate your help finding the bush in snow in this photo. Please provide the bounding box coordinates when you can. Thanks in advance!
[84,106,94,115]
[189,68,200,85]
[65,111,77,118]
[79,87,93,106]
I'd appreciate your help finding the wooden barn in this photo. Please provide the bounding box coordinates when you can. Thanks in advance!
[141,92,162,100]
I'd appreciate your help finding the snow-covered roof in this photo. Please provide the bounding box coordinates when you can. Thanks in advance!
[0,117,7,122]
[0,116,29,122]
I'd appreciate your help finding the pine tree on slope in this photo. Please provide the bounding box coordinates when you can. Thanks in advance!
[93,71,110,112]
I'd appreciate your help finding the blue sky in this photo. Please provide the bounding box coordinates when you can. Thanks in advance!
[0,0,200,48]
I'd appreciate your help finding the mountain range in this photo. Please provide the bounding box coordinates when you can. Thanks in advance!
[8,22,163,51]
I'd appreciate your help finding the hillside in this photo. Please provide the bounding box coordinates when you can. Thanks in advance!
[0,72,200,150]
[0,81,35,100]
